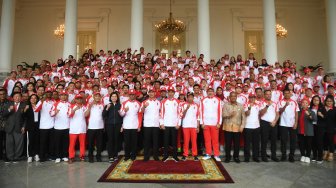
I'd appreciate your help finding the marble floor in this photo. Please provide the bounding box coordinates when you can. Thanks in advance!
[0,155,335,188]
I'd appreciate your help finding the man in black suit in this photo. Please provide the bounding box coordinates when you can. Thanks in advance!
[0,88,10,161]
[3,92,26,163]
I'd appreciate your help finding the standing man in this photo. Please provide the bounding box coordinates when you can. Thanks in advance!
[222,91,246,163]
[34,87,55,162]
[3,92,26,163]
[119,89,142,161]
[259,90,280,162]
[200,86,222,162]
[0,88,10,161]
[141,88,161,161]
[160,86,180,162]
[278,89,299,162]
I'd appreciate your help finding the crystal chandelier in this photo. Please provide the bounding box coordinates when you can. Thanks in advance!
[276,24,288,38]
[155,0,186,35]
[54,24,65,39]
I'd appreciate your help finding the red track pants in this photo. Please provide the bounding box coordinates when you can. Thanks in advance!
[203,125,220,156]
[183,128,198,157]
[69,133,86,159]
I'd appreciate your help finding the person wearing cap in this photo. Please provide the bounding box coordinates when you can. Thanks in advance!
[278,89,299,162]
[83,92,104,163]
[243,94,261,162]
[259,90,280,162]
[180,92,200,161]
[68,94,87,163]
[140,88,161,161]
[297,99,316,164]
[119,89,142,161]
[223,91,246,163]
[200,86,222,162]
[34,87,55,162]
[160,86,180,162]
[50,90,71,163]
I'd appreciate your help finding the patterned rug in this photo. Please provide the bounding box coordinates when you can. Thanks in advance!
[98,156,234,183]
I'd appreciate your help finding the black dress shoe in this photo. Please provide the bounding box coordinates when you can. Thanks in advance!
[88,157,94,163]
[234,158,240,163]
[244,158,250,162]
[131,156,136,161]
[96,157,102,162]
[262,157,269,162]
[288,156,295,163]
[224,158,230,163]
[281,156,287,161]
[143,158,149,161]
[124,157,130,161]
[271,157,279,162]
[153,157,160,161]
[173,157,179,162]
[253,158,260,163]
[181,156,186,161]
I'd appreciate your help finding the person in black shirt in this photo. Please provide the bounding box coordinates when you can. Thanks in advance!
[103,92,123,163]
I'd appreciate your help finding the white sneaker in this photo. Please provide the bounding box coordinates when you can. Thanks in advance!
[55,158,61,163]
[214,156,221,162]
[27,157,33,163]
[62,157,69,162]
[34,155,40,162]
[202,155,211,160]
[300,156,306,162]
[305,157,311,163]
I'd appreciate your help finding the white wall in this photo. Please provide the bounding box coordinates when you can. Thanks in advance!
[8,0,328,70]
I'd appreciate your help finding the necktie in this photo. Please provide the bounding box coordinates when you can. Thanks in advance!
[14,103,18,112]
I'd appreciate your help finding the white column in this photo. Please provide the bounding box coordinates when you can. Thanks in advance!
[326,0,336,73]
[130,0,143,51]
[63,0,78,59]
[0,0,16,73]
[263,0,278,65]
[197,0,210,63]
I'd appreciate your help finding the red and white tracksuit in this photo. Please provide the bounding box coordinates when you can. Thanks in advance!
[200,97,223,156]
[179,102,200,157]
[68,104,87,159]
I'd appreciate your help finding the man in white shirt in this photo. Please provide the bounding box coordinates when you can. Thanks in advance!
[140,89,161,161]
[34,87,55,162]
[160,86,180,162]
[200,86,222,162]
[180,93,200,161]
[278,89,299,162]
[120,89,142,161]
[259,90,280,162]
[85,92,104,163]
[50,90,71,163]
[243,94,261,162]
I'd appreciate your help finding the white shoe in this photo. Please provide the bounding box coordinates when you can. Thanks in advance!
[62,157,69,162]
[55,158,61,163]
[202,155,211,160]
[305,157,311,163]
[27,157,33,163]
[34,155,40,162]
[214,156,221,162]
[300,156,306,162]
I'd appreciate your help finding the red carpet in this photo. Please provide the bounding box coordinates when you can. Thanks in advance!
[98,156,234,184]
[128,160,205,174]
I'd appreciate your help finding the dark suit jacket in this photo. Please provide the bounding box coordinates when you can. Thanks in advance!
[24,105,40,131]
[3,101,26,134]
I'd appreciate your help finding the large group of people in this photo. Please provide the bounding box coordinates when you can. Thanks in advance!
[0,48,335,165]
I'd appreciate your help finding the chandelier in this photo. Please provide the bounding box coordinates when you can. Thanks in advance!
[54,24,65,39]
[276,24,288,38]
[155,0,186,35]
